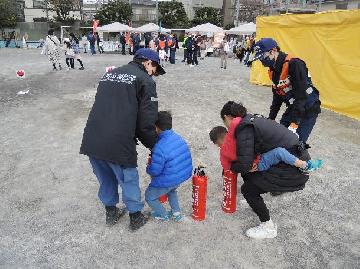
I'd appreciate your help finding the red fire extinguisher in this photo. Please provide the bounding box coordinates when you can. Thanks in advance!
[159,194,168,203]
[222,170,238,213]
[192,166,208,221]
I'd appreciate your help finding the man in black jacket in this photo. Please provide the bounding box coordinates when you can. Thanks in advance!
[80,48,165,231]
[253,38,321,144]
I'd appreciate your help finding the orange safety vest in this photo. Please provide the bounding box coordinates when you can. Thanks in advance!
[268,54,295,96]
[159,40,166,49]
[167,39,173,47]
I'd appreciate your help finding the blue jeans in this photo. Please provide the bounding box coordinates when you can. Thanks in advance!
[90,44,96,55]
[134,45,140,54]
[145,185,181,217]
[257,147,297,171]
[89,157,144,213]
[170,50,176,64]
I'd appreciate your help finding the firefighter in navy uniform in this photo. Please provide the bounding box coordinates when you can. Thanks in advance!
[253,38,321,145]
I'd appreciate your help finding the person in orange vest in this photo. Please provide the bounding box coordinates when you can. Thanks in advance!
[252,38,321,145]
[157,34,167,67]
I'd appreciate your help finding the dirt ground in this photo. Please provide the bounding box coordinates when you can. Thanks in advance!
[0,49,359,269]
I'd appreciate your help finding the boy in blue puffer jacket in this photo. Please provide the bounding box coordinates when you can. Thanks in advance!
[145,111,193,221]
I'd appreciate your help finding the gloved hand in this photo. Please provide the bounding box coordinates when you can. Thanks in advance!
[288,123,299,138]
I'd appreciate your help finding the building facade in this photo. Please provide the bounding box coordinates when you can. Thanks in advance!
[131,1,157,27]
[20,0,81,22]
[179,0,223,19]
[16,0,360,25]
[223,0,359,27]
[269,0,359,13]
[315,0,360,11]
[15,0,26,22]
[82,0,157,25]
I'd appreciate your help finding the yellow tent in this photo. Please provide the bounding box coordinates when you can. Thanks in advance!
[250,9,360,120]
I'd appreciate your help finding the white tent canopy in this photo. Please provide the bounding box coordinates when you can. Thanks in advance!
[226,22,256,35]
[188,23,224,33]
[97,22,132,32]
[132,23,170,33]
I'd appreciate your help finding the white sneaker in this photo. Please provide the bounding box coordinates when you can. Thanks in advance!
[245,219,278,239]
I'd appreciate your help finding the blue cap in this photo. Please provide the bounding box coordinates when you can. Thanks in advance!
[134,48,166,75]
[253,38,278,61]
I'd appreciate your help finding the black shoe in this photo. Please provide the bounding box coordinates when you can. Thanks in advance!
[79,67,85,70]
[106,206,126,226]
[129,211,148,231]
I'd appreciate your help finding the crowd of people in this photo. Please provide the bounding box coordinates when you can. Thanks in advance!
[40,28,257,73]
[115,31,256,69]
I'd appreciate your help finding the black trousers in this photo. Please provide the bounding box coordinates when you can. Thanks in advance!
[193,48,198,65]
[183,49,188,61]
[241,180,270,222]
[187,50,193,65]
[66,58,74,68]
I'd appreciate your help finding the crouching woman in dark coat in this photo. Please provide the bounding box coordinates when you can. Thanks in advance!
[220,101,310,239]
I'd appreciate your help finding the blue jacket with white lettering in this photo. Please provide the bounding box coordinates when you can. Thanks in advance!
[147,130,193,188]
[80,61,158,167]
